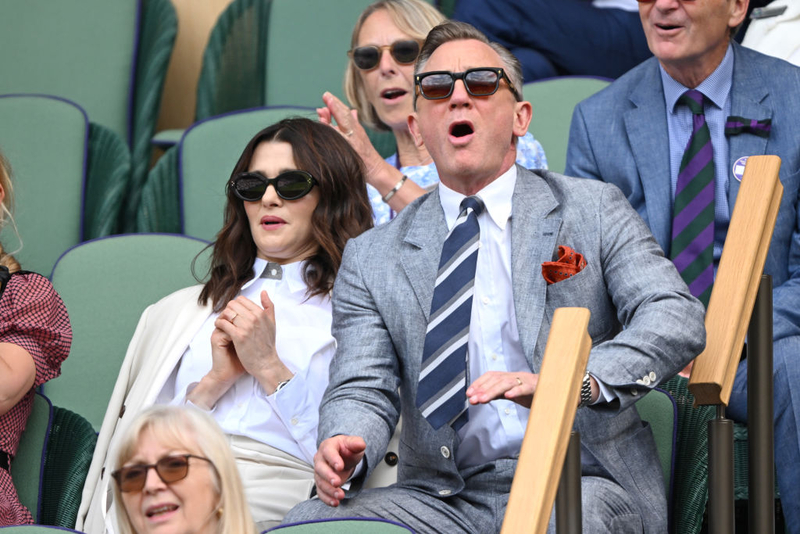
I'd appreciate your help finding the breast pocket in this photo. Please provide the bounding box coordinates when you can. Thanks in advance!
[544,263,616,342]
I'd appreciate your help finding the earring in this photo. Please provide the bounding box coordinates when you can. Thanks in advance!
[216,507,224,518]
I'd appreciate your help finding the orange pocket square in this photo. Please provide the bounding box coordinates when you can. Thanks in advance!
[542,245,587,285]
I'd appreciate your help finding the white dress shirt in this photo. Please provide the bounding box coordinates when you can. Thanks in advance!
[157,258,335,464]
[438,167,531,468]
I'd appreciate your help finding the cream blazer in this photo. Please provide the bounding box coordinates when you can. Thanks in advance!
[77,286,211,533]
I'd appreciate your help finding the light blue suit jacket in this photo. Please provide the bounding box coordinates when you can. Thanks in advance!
[567,42,800,344]
[319,166,705,533]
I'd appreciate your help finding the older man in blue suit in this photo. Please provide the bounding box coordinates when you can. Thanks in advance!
[566,0,800,528]
[285,21,705,533]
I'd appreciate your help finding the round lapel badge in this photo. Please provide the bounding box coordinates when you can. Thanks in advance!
[732,156,748,182]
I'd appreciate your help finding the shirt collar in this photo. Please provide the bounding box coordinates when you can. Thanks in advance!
[661,43,734,113]
[243,257,308,294]
[438,165,517,231]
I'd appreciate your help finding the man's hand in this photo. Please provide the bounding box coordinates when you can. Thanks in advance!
[313,435,367,507]
[467,371,539,409]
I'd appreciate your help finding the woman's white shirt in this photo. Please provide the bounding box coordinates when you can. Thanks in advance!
[157,258,334,464]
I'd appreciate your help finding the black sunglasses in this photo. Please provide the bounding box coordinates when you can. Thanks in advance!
[229,170,318,202]
[415,68,521,102]
[111,454,213,493]
[349,40,420,70]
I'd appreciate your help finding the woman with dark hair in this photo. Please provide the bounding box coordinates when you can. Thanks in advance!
[0,150,72,525]
[78,118,373,533]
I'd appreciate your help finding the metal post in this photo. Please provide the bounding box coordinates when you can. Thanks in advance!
[748,274,775,533]
[555,431,582,534]
[708,406,735,534]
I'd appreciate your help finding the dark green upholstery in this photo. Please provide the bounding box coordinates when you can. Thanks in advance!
[268,518,414,533]
[663,376,715,534]
[124,0,178,231]
[0,95,88,276]
[522,76,611,173]
[84,123,132,240]
[11,392,53,523]
[45,234,211,429]
[137,107,316,239]
[39,407,98,529]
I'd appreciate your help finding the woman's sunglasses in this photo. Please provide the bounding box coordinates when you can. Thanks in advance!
[229,170,318,202]
[348,40,420,70]
[415,67,521,102]
[112,454,213,493]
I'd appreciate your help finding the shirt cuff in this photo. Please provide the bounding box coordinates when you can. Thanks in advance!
[591,373,618,405]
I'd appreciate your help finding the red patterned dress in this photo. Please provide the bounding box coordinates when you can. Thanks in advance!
[0,271,71,525]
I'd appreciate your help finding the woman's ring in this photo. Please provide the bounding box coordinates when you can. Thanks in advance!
[345,129,354,137]
[230,312,238,323]
[516,377,523,387]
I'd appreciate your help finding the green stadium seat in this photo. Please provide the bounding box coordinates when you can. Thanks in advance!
[0,0,177,231]
[11,392,52,523]
[45,234,211,429]
[522,76,611,174]
[0,94,129,276]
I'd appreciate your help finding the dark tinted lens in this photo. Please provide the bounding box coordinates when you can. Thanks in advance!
[275,172,313,200]
[420,74,453,99]
[156,456,190,483]
[118,466,147,492]
[352,46,379,70]
[391,40,419,64]
[465,70,500,96]
[232,173,267,201]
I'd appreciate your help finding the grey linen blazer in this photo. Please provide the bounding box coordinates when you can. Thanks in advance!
[319,165,706,533]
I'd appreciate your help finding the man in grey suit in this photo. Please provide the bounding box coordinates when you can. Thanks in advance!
[566,0,800,527]
[285,21,704,533]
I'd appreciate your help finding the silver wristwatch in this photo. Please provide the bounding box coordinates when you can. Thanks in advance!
[578,373,592,408]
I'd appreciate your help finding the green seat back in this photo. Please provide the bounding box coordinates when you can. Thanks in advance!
[270,518,414,533]
[635,388,676,495]
[180,106,316,241]
[0,95,87,276]
[46,234,211,429]
[0,0,139,141]
[11,392,53,523]
[264,0,379,106]
[522,76,611,174]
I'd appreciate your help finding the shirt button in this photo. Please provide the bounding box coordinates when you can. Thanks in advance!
[271,268,278,276]
[504,407,511,415]
[482,297,490,305]
[291,417,299,426]
[439,489,452,496]
[491,353,498,361]
[440,446,451,459]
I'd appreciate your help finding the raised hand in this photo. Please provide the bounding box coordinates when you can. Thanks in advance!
[313,435,367,507]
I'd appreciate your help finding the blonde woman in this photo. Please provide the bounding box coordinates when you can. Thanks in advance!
[0,150,71,525]
[111,405,257,534]
[319,0,547,224]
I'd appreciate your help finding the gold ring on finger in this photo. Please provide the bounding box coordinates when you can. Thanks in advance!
[516,377,522,387]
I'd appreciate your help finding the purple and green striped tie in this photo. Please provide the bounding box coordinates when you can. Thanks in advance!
[671,89,714,307]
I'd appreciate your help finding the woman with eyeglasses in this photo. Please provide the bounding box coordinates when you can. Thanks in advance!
[318,0,548,225]
[111,405,257,534]
[79,117,373,533]
[0,150,71,526]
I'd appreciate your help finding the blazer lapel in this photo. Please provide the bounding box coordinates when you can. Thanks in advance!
[624,60,673,254]
[511,167,560,370]
[401,189,448,321]
[727,43,772,210]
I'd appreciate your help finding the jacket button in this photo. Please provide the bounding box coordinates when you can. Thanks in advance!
[384,452,398,466]
[439,489,452,496]
[119,404,126,418]
[440,446,451,459]
[649,371,657,381]
[631,388,639,396]
[642,376,651,386]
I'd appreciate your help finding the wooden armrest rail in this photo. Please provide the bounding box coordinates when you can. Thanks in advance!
[501,307,592,534]
[689,155,782,406]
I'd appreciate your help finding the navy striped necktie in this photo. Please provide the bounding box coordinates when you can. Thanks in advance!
[416,195,484,431]
[671,89,715,306]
